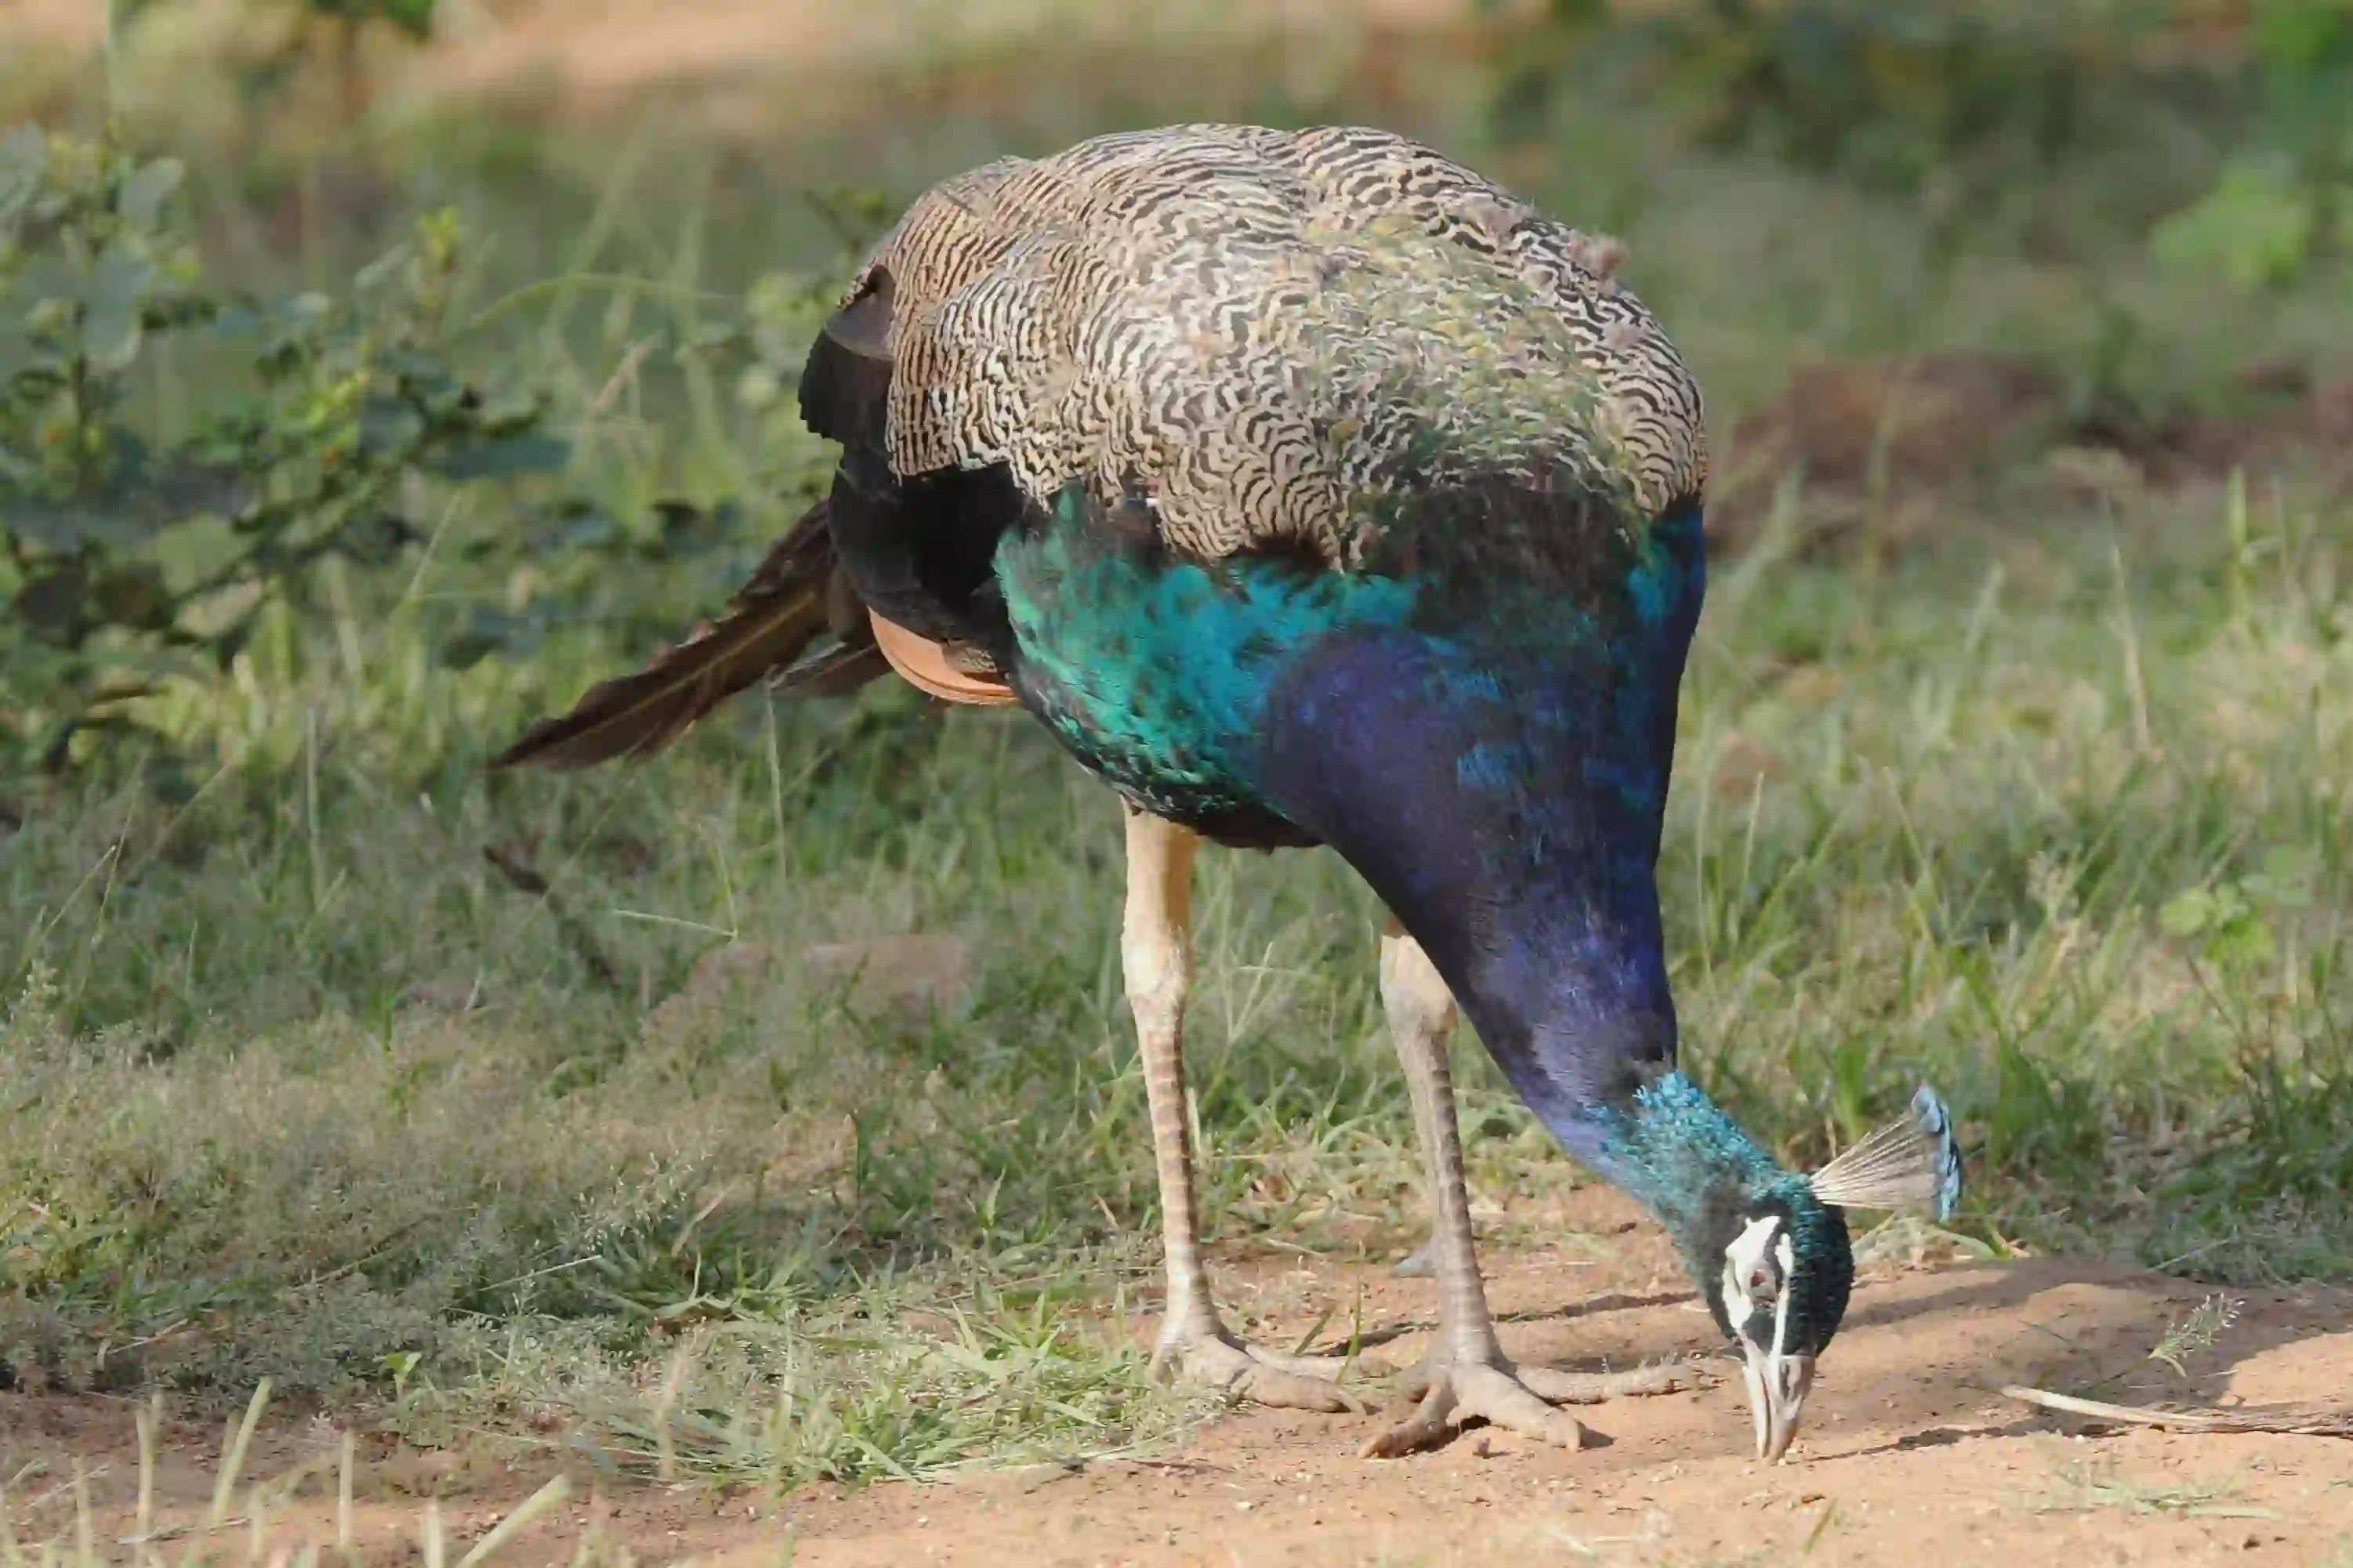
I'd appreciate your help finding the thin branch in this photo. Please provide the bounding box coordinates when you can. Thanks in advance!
[2002,1384,2353,1438]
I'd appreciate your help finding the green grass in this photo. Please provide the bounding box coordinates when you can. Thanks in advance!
[4,6,2353,1500]
[9,471,2348,1482]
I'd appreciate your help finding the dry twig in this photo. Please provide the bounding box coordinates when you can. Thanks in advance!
[2002,1385,2353,1437]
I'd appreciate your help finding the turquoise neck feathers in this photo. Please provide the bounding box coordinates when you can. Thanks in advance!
[995,476,1824,1289]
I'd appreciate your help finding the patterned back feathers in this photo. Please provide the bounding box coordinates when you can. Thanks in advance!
[843,125,1708,566]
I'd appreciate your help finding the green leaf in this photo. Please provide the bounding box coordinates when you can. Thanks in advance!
[560,509,619,551]
[376,0,439,41]
[84,239,157,373]
[472,388,541,433]
[253,292,332,371]
[117,158,184,233]
[2159,889,2213,938]
[2,445,242,556]
[2245,845,2319,910]
[2210,918,2279,972]
[2152,161,2321,292]
[426,433,571,480]
[2256,1,2353,74]
[358,395,427,456]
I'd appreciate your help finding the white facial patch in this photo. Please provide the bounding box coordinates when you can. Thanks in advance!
[1721,1215,1804,1356]
[1720,1215,1783,1337]
[1770,1229,1797,1357]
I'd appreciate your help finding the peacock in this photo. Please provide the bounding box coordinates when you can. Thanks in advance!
[495,124,1963,1461]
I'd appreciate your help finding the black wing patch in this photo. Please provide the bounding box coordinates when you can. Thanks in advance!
[799,268,895,452]
[796,265,1024,664]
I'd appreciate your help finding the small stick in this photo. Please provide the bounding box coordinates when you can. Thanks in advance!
[136,1394,160,1549]
[2002,1385,2353,1437]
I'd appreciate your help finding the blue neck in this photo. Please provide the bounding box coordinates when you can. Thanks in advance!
[999,487,1777,1236]
[1599,1072,1789,1233]
[1251,615,1782,1229]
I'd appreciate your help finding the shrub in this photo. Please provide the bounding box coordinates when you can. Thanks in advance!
[2152,0,2353,291]
[0,125,567,774]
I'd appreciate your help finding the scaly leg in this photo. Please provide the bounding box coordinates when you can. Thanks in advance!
[1365,918,1687,1457]
[1124,806,1365,1413]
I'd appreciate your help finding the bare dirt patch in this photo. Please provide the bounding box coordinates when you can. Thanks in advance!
[5,1187,2346,1566]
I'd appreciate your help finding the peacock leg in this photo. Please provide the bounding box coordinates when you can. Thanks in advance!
[1364,919,1687,1458]
[1123,805,1365,1414]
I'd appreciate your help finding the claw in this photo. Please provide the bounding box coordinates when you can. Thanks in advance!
[1158,1325,1369,1414]
[1362,1382,1459,1458]
[1363,1362,1588,1457]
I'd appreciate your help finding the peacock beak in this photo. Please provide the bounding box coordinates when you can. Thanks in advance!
[1742,1345,1815,1462]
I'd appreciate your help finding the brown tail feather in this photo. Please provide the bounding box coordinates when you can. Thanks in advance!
[492,498,881,770]
[775,639,891,697]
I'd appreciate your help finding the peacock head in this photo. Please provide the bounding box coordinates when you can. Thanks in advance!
[1691,1087,1963,1463]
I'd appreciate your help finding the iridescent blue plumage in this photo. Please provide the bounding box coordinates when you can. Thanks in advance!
[992,468,1840,1329]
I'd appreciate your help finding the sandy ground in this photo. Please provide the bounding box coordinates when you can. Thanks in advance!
[4,1187,2348,1566]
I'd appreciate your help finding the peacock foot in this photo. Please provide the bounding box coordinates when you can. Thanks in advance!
[1151,1320,1371,1414]
[1362,1354,1695,1458]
